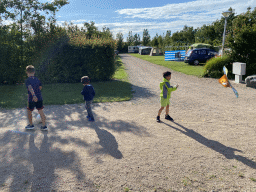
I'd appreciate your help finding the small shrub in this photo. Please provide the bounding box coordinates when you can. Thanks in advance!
[250,177,256,182]
[203,56,233,78]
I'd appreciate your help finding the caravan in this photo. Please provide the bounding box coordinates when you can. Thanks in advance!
[128,46,139,53]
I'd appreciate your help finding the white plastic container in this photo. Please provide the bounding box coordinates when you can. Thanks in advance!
[232,62,246,83]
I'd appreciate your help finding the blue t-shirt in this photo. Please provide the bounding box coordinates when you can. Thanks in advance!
[81,84,95,101]
[25,76,42,102]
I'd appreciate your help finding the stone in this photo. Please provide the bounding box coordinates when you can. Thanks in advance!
[245,75,256,87]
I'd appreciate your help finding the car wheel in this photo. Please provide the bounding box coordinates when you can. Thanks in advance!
[194,60,199,65]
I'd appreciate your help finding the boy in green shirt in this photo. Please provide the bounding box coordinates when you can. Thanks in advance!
[157,71,179,122]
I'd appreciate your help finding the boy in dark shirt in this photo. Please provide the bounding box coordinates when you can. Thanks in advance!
[25,65,47,130]
[81,76,95,121]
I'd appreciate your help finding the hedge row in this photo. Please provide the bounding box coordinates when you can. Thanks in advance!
[0,31,116,84]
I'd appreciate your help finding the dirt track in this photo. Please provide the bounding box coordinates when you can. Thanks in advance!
[0,54,256,191]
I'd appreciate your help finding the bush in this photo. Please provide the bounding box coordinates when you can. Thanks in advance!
[203,56,233,78]
[0,25,30,84]
[34,34,115,84]
[0,26,116,85]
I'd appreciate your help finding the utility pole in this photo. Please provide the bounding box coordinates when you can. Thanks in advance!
[20,0,24,67]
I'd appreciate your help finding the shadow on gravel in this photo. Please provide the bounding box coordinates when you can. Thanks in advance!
[0,130,97,192]
[163,121,256,169]
[92,124,123,159]
[0,102,150,191]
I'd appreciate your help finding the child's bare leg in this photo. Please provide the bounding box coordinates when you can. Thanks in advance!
[158,107,164,116]
[38,109,46,126]
[27,109,33,125]
[166,104,169,115]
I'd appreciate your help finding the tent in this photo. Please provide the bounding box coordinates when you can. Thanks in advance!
[139,47,152,55]
[189,43,220,52]
[190,43,213,49]
[150,47,164,56]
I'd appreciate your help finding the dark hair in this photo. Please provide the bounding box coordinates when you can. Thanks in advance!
[81,76,90,84]
[26,65,35,73]
[163,71,171,78]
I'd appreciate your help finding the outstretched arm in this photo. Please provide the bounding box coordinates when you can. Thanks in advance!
[165,82,177,91]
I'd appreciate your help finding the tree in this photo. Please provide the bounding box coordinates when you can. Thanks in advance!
[133,33,141,46]
[157,35,163,48]
[151,36,159,48]
[116,32,123,51]
[164,30,171,45]
[101,26,113,39]
[127,31,134,46]
[142,29,150,46]
[0,0,69,36]
[226,7,256,76]
[83,21,99,39]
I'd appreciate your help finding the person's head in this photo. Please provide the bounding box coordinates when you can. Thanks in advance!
[81,76,90,85]
[163,71,171,80]
[26,65,35,77]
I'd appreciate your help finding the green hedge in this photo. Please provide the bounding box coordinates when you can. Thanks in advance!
[203,56,233,78]
[35,35,115,84]
[0,29,116,84]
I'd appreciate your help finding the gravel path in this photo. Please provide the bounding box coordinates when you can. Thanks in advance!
[0,54,256,191]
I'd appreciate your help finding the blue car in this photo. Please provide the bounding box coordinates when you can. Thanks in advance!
[184,48,218,65]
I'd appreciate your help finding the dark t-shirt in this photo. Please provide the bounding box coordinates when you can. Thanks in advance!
[25,76,42,102]
[81,84,95,101]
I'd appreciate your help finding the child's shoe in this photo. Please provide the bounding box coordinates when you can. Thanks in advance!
[40,125,48,131]
[165,114,173,121]
[25,124,35,130]
[86,116,90,119]
[88,117,95,122]
[156,116,161,123]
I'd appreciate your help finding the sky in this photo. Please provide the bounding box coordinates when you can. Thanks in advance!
[5,0,256,41]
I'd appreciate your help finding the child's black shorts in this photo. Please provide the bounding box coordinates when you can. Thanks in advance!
[27,100,44,111]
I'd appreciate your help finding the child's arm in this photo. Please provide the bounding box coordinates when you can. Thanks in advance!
[81,86,87,95]
[165,82,177,91]
[28,85,38,102]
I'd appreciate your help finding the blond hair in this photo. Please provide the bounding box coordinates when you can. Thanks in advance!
[26,65,35,73]
[81,76,90,84]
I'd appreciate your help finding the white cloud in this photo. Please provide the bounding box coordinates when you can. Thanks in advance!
[55,0,256,40]
[116,0,255,20]
[111,0,256,39]
[1,20,13,25]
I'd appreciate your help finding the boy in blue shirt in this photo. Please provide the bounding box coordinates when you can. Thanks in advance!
[81,76,95,121]
[25,65,48,130]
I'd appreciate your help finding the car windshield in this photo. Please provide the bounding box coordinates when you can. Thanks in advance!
[185,50,192,56]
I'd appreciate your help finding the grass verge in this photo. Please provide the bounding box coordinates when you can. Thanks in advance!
[129,53,204,77]
[0,55,132,109]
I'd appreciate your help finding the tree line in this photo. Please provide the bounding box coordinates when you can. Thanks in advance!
[116,7,239,52]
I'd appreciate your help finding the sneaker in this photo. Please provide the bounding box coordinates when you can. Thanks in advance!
[40,125,48,131]
[157,116,161,123]
[86,116,90,119]
[88,117,95,122]
[165,114,173,121]
[25,124,34,130]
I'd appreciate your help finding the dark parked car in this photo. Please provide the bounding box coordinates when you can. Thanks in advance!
[184,48,218,65]
[114,50,119,55]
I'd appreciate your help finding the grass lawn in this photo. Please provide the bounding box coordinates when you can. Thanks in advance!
[0,56,132,109]
[129,53,205,77]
